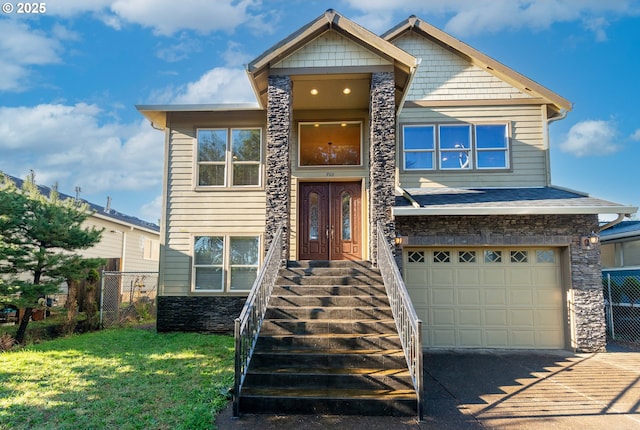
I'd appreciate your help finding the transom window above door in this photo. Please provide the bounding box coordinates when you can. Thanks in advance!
[298,122,362,166]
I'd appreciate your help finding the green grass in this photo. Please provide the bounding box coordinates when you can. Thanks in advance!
[0,329,234,430]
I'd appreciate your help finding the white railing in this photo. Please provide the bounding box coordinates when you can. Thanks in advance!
[233,225,284,417]
[376,222,424,421]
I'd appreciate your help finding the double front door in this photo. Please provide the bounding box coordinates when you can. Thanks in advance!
[299,182,362,260]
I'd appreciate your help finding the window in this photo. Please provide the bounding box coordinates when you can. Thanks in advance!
[298,122,362,166]
[143,238,160,260]
[403,126,434,170]
[197,128,261,187]
[193,235,261,292]
[402,123,509,171]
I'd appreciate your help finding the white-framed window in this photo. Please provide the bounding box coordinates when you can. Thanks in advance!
[193,235,261,292]
[196,128,262,187]
[402,123,509,171]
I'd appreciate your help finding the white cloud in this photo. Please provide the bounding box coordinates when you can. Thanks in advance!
[631,129,640,141]
[559,120,621,157]
[0,103,164,195]
[109,0,259,36]
[167,67,257,104]
[0,20,63,91]
[345,0,640,37]
[140,194,163,224]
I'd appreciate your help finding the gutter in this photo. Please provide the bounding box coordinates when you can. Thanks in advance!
[599,213,629,232]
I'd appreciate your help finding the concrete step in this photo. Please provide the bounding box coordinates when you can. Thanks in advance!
[264,306,394,320]
[272,284,387,297]
[260,319,398,336]
[239,387,417,416]
[287,260,373,269]
[249,349,408,369]
[275,275,383,286]
[280,266,382,277]
[256,333,403,350]
[268,294,389,308]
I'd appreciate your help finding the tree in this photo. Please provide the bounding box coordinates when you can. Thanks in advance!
[0,173,103,343]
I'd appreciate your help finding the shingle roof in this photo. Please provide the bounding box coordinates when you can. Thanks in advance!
[393,187,637,216]
[3,174,159,232]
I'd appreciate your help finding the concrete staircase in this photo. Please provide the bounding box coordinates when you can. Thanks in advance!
[238,260,417,416]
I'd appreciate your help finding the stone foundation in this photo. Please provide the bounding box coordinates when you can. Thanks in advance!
[156,296,246,333]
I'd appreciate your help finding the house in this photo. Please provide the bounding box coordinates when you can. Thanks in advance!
[3,173,160,276]
[137,10,636,352]
[601,221,640,274]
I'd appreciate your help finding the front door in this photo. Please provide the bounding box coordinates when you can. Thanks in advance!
[299,182,362,260]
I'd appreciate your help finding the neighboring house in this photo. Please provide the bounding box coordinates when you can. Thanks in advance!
[4,173,160,275]
[138,11,636,352]
[601,221,640,274]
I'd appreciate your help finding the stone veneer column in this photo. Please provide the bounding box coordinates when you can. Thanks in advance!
[265,75,292,259]
[369,72,396,264]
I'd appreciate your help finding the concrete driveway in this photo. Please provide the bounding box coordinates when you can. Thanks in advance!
[217,347,640,430]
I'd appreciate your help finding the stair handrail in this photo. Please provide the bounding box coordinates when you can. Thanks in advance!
[233,224,284,418]
[376,222,424,421]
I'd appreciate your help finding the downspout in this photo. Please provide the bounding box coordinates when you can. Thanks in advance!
[544,107,568,186]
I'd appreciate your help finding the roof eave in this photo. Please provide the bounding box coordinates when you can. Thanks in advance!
[393,205,638,217]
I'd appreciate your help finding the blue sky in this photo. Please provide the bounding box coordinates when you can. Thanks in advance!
[1,0,639,223]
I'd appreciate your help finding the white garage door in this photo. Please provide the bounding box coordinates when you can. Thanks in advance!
[404,247,564,349]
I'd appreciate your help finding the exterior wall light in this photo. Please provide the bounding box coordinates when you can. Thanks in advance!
[580,231,600,250]
[343,87,351,95]
[310,88,319,95]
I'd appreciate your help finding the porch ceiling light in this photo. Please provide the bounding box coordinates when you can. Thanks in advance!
[343,87,351,95]
[310,88,319,95]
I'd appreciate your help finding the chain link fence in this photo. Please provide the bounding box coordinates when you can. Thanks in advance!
[603,272,640,347]
[100,272,158,328]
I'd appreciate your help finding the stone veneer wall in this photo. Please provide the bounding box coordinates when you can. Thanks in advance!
[156,296,246,333]
[395,214,605,352]
[265,75,292,258]
[369,72,396,263]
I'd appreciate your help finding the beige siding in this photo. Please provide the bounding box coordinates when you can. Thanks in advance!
[394,33,533,102]
[398,105,548,188]
[80,216,160,272]
[273,31,392,69]
[161,113,267,296]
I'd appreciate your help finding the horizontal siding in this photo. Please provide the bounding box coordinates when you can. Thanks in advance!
[161,115,267,295]
[80,217,160,272]
[398,105,547,188]
[394,33,533,102]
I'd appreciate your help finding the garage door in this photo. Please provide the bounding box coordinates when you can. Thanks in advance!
[404,247,564,349]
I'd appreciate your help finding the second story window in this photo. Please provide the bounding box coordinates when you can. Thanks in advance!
[197,128,262,187]
[402,123,509,171]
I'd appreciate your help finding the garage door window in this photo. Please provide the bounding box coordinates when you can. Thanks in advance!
[510,250,528,263]
[434,251,450,263]
[458,250,476,263]
[408,251,425,263]
[484,250,502,263]
[536,250,555,263]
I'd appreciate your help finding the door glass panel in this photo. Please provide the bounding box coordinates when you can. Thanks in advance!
[309,192,319,240]
[341,192,351,240]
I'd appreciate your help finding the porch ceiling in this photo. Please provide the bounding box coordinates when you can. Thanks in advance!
[291,74,371,110]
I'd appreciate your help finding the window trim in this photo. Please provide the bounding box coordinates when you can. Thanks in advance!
[191,234,262,293]
[400,122,511,172]
[195,127,263,189]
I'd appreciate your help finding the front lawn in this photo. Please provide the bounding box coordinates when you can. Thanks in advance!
[0,328,234,430]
